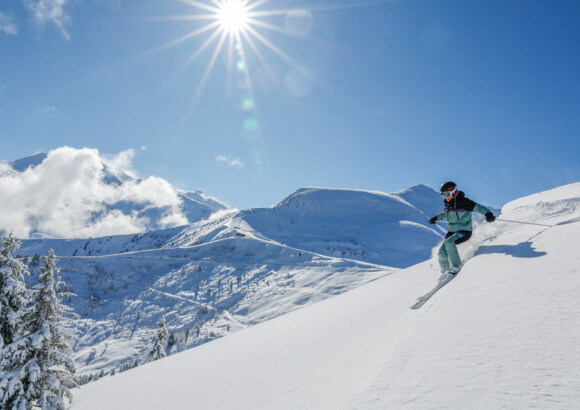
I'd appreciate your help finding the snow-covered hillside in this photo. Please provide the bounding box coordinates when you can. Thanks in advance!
[72,182,580,409]
[15,184,444,379]
[162,184,446,267]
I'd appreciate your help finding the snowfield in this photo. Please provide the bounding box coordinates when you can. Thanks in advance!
[72,183,580,409]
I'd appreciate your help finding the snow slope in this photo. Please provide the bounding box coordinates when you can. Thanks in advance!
[64,239,395,378]
[72,182,580,409]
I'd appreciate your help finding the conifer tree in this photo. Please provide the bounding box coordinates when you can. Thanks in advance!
[0,232,30,349]
[147,316,169,362]
[0,249,78,409]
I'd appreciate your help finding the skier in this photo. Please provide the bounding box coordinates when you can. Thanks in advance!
[429,181,495,276]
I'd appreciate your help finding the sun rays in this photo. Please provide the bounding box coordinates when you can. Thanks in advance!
[155,0,317,106]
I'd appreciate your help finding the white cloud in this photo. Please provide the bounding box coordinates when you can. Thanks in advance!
[40,104,58,117]
[216,155,245,169]
[0,146,188,239]
[24,0,73,39]
[0,12,18,35]
[102,148,138,177]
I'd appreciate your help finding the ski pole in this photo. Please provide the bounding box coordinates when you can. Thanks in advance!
[495,218,553,228]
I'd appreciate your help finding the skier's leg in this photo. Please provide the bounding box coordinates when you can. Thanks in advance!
[453,230,472,246]
[438,238,451,272]
[444,232,464,269]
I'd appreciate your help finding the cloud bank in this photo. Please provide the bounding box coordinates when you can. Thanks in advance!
[0,147,188,239]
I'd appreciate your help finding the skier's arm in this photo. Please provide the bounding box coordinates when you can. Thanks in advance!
[473,203,491,216]
[474,203,495,222]
[429,212,447,224]
[463,196,491,216]
[464,196,495,222]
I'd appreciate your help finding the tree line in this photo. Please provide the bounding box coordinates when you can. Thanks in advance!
[0,233,77,409]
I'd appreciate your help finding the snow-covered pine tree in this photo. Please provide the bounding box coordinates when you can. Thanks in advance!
[0,232,30,349]
[0,249,78,409]
[0,233,32,408]
[147,316,169,362]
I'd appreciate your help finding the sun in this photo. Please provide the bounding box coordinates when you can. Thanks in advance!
[216,0,249,34]
[153,0,364,110]
[153,0,310,104]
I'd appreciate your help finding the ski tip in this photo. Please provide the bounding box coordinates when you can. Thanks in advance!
[410,301,425,310]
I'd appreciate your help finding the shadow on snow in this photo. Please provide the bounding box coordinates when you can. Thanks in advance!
[475,241,547,258]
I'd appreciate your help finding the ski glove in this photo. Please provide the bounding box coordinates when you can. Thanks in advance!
[429,216,438,224]
[485,212,495,223]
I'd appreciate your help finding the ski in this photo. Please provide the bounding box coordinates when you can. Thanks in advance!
[410,273,456,309]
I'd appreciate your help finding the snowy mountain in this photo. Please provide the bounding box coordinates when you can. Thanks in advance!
[0,149,227,238]
[178,190,228,222]
[163,184,446,267]
[8,152,50,172]
[15,184,446,380]
[72,182,580,409]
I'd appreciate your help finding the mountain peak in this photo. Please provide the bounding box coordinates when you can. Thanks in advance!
[8,152,48,171]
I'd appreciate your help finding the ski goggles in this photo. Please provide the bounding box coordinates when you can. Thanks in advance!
[441,187,457,198]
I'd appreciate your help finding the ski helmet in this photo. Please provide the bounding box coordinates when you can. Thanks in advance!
[440,181,457,198]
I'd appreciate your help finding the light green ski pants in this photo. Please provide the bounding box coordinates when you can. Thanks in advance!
[438,231,471,272]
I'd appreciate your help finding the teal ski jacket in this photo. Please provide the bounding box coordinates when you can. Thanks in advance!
[433,191,491,232]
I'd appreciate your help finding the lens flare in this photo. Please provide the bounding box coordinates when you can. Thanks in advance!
[244,117,259,133]
[241,97,254,111]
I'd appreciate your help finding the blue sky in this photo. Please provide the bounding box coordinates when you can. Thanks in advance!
[1,0,578,210]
